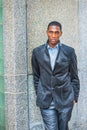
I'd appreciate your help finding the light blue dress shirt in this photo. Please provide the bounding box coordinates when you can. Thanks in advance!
[47,44,59,70]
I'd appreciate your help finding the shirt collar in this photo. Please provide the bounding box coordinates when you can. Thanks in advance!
[46,40,60,49]
[47,43,59,50]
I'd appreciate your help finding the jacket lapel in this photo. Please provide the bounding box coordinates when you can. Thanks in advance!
[53,43,62,72]
[44,45,52,71]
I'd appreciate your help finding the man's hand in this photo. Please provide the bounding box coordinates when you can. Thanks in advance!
[73,100,77,104]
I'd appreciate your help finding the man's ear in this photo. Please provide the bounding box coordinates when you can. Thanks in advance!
[60,31,62,37]
[46,30,48,35]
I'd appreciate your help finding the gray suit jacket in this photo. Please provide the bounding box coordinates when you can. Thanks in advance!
[31,42,80,108]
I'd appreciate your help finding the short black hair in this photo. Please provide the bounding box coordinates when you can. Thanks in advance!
[47,21,62,30]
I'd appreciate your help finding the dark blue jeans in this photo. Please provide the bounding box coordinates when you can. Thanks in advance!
[40,100,73,130]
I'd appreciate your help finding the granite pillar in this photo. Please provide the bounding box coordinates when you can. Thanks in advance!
[3,0,29,130]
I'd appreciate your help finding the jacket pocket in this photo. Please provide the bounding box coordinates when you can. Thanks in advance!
[62,84,74,101]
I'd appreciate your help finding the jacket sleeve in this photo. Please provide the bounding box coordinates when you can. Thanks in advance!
[31,49,40,95]
[70,49,80,102]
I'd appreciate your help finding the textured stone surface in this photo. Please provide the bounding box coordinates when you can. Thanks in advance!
[5,93,16,130]
[4,75,28,92]
[3,0,28,130]
[3,0,27,75]
[15,93,28,130]
[5,93,28,130]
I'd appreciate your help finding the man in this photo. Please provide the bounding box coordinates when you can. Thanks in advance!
[31,21,80,130]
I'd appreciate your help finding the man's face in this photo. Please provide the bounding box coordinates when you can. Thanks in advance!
[46,25,62,47]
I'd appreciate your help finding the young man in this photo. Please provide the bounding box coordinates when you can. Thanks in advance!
[31,21,80,130]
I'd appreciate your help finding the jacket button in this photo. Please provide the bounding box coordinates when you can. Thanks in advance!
[51,88,54,90]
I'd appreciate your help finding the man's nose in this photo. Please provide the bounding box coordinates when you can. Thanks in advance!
[52,32,56,37]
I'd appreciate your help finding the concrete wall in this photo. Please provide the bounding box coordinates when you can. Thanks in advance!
[3,0,87,130]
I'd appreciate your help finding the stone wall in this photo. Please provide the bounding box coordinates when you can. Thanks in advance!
[3,0,29,130]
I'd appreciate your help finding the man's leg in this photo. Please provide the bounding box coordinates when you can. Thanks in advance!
[58,105,73,130]
[40,101,59,130]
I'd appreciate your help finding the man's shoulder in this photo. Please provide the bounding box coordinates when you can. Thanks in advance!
[61,43,74,52]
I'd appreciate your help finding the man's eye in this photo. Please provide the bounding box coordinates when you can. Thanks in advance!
[55,31,59,34]
[49,31,53,34]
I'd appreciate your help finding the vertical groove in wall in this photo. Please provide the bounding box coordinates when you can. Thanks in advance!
[26,0,30,129]
[0,0,5,129]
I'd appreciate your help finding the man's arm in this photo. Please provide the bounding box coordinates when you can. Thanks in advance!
[31,49,40,94]
[70,49,80,102]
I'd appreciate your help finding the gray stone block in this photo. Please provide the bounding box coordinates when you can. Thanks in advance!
[4,75,28,93]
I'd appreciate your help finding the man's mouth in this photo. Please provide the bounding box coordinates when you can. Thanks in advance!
[51,39,57,42]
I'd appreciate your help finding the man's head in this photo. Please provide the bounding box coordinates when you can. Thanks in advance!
[46,21,62,48]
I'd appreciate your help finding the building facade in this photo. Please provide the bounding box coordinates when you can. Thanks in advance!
[0,0,87,130]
